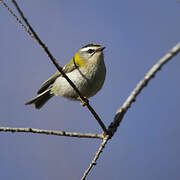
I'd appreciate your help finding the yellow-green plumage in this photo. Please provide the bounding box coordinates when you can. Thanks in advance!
[25,44,106,109]
[65,52,86,68]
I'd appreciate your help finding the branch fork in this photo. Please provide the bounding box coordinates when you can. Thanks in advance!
[0,1,180,179]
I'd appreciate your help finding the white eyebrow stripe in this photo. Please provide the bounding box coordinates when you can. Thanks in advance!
[81,46,99,52]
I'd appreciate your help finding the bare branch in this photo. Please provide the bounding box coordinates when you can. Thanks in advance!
[81,42,180,179]
[11,0,107,133]
[0,127,104,139]
[81,135,109,180]
[0,0,107,133]
[108,42,180,136]
[2,1,180,179]
[0,0,34,38]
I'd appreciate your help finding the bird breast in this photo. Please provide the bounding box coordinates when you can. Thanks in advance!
[51,56,106,99]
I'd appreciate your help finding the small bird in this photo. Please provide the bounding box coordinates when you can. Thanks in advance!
[25,43,106,109]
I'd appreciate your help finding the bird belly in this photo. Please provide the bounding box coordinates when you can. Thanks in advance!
[51,61,106,100]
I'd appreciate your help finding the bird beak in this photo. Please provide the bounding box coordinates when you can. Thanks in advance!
[101,47,106,51]
[96,46,106,52]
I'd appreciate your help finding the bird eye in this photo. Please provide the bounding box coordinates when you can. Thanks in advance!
[87,49,95,54]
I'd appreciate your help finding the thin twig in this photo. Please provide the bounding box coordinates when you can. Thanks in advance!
[2,1,180,179]
[11,0,107,134]
[0,0,107,133]
[0,0,34,38]
[81,42,180,179]
[0,127,104,139]
[108,42,180,136]
[81,135,109,180]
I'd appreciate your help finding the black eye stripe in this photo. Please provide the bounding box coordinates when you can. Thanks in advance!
[87,49,95,54]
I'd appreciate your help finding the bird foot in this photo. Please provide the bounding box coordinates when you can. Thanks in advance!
[77,96,89,106]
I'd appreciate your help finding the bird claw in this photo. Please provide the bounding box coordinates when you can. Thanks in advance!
[77,96,89,106]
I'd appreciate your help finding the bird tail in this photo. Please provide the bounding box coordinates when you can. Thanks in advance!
[25,89,53,109]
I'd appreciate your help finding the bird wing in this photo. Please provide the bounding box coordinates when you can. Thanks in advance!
[37,59,78,94]
[62,58,79,73]
[37,70,61,94]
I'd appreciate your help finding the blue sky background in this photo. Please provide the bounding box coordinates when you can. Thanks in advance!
[0,0,180,180]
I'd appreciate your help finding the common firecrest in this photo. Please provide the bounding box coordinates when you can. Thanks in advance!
[25,43,106,109]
